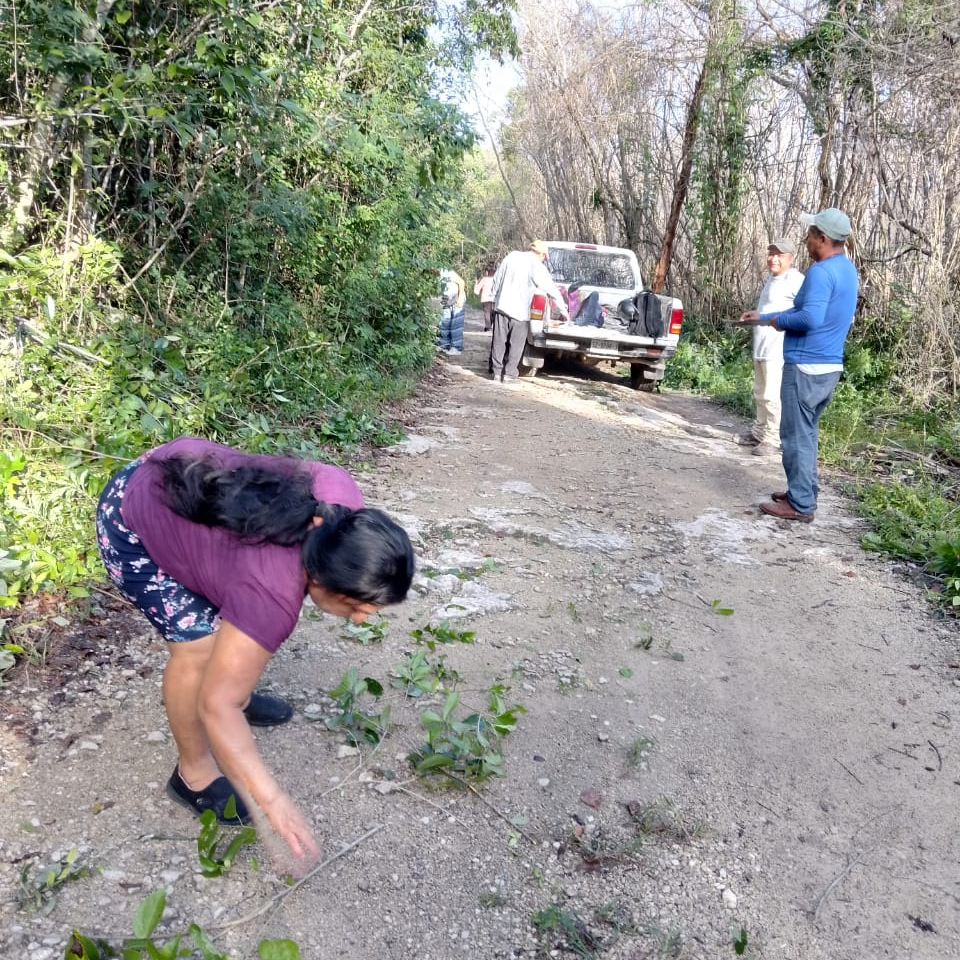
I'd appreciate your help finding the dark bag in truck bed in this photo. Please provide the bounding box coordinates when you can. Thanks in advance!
[627,291,672,339]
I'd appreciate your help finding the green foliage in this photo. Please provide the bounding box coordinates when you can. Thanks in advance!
[259,942,300,960]
[628,797,703,842]
[66,887,302,959]
[67,889,228,959]
[733,926,750,956]
[0,645,15,684]
[662,316,753,415]
[17,848,89,916]
[530,904,602,959]
[409,620,476,647]
[930,538,960,607]
[858,480,957,562]
[411,685,524,781]
[196,805,257,878]
[692,11,751,299]
[340,616,389,645]
[0,0,518,608]
[324,667,390,745]
[391,648,460,697]
[627,737,655,769]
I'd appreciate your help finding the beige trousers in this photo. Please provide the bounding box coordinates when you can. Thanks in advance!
[751,359,783,445]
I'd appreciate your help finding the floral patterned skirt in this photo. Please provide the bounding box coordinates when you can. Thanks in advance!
[96,459,220,643]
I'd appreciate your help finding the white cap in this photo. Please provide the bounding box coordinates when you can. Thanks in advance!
[799,208,852,241]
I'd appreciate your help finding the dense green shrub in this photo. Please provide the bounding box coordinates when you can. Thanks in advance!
[664,315,753,416]
[0,0,517,607]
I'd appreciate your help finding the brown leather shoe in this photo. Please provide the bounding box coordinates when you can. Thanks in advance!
[760,499,814,523]
[771,491,788,502]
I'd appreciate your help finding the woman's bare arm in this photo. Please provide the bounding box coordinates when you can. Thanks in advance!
[197,620,320,863]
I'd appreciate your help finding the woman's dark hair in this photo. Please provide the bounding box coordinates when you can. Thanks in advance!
[156,454,317,546]
[303,506,414,605]
[156,454,414,604]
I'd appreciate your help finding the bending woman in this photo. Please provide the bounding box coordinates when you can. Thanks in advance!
[96,436,414,863]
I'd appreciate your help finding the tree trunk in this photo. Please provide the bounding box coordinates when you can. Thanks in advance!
[651,59,709,293]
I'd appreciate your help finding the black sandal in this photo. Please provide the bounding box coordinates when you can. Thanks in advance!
[243,692,294,727]
[166,767,250,824]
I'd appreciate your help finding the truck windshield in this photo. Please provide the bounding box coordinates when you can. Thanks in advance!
[546,249,637,290]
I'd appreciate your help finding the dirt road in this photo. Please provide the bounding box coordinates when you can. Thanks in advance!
[2,307,958,960]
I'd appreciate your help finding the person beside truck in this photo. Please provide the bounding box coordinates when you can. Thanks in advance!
[489,240,569,383]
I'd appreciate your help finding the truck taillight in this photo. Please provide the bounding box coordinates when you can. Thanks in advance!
[530,293,547,322]
[669,306,683,336]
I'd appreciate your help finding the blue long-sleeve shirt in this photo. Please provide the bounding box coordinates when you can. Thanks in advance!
[760,253,858,365]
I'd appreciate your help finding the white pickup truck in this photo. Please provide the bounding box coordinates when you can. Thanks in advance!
[520,241,684,390]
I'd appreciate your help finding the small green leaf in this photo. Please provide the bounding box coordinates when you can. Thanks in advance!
[187,922,227,960]
[618,667,633,678]
[441,691,459,720]
[258,939,300,960]
[132,889,165,939]
[67,931,104,959]
[415,753,454,772]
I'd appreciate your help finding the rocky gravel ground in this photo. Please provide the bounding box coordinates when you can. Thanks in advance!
[2,309,959,960]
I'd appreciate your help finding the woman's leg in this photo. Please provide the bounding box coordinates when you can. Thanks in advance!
[163,634,222,789]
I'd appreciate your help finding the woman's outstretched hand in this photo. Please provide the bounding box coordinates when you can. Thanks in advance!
[265,792,321,869]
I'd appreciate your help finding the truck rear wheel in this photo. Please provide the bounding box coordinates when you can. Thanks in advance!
[630,364,657,392]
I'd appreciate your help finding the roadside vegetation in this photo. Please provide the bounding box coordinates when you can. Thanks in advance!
[0,0,517,610]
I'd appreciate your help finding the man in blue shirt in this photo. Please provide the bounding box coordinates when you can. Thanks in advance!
[739,208,859,522]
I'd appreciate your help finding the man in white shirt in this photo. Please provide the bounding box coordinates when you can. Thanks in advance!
[736,238,804,455]
[489,240,569,383]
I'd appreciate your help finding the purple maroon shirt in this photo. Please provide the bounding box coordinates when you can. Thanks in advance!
[120,437,364,653]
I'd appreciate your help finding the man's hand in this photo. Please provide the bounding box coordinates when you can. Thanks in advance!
[740,310,761,323]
